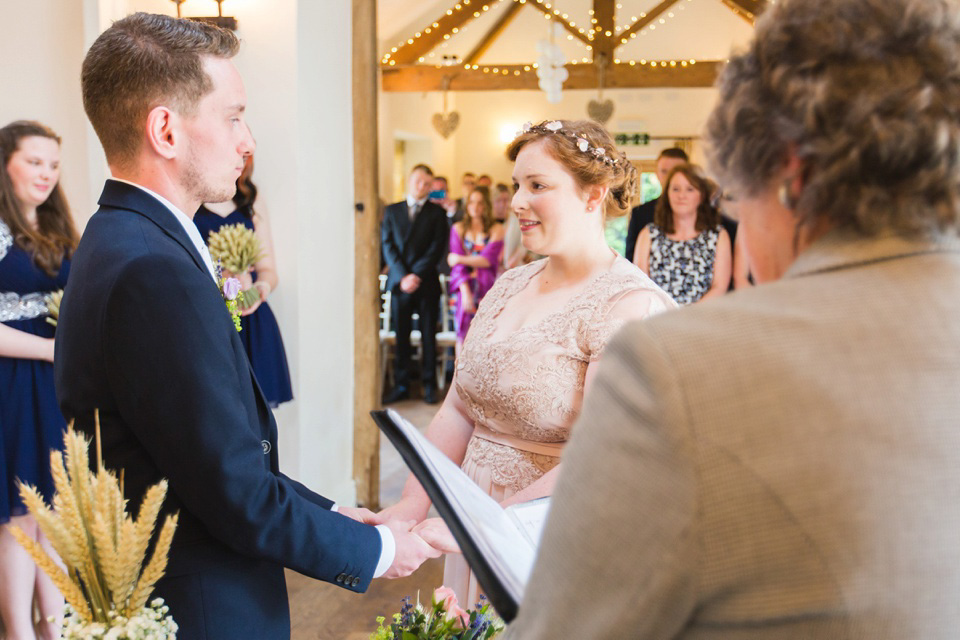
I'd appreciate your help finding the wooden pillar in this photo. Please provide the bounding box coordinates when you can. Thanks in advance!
[352,0,381,509]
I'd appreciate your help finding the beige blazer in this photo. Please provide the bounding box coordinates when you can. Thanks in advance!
[505,231,960,639]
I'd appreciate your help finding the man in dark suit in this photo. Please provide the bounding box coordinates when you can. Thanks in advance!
[624,147,688,263]
[381,164,449,405]
[55,13,436,639]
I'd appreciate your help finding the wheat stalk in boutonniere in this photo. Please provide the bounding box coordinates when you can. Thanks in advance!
[10,411,179,635]
[207,223,263,276]
[45,289,64,327]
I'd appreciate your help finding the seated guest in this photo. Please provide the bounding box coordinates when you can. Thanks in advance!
[624,147,687,262]
[633,164,732,304]
[505,0,960,637]
[447,185,504,355]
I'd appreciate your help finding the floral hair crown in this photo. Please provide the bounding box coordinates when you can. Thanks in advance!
[517,121,620,166]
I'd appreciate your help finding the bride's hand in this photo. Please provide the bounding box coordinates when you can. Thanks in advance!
[413,517,461,554]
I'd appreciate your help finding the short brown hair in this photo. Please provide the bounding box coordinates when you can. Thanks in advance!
[81,13,239,168]
[658,147,688,162]
[0,121,78,277]
[410,164,434,177]
[706,0,960,236]
[507,120,637,219]
[654,164,719,234]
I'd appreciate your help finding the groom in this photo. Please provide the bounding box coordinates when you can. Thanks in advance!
[55,13,437,639]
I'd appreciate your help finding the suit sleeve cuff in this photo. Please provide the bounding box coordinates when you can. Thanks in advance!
[373,525,395,578]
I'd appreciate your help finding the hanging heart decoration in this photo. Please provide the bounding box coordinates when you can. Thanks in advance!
[588,55,615,125]
[432,111,460,139]
[587,99,615,124]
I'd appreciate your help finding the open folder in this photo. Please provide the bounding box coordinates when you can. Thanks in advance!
[371,409,551,622]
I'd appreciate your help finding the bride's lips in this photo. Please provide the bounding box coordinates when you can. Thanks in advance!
[518,218,540,232]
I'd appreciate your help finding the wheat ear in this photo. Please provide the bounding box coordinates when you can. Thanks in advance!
[128,513,178,612]
[18,482,81,569]
[9,526,92,620]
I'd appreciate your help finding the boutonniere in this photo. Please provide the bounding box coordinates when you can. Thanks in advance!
[216,261,243,332]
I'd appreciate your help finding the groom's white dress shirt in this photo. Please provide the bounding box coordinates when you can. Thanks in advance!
[110,178,395,578]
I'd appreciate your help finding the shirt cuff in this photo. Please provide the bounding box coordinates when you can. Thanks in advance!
[330,503,338,512]
[373,525,396,578]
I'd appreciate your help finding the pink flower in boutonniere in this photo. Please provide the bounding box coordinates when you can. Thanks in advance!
[215,260,243,332]
[222,277,241,301]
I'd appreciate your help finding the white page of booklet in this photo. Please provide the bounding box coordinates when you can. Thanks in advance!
[386,409,538,600]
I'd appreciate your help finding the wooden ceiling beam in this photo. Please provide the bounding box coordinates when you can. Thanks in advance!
[464,1,523,65]
[386,0,503,66]
[381,61,721,91]
[614,0,680,46]
[526,1,594,47]
[718,0,768,24]
[592,0,616,59]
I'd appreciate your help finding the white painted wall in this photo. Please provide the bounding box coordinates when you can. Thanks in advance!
[2,0,360,504]
[1,1,96,226]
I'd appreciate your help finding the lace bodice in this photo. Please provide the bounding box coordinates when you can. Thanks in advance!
[456,257,674,491]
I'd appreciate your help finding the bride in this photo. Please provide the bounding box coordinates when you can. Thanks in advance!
[378,120,676,605]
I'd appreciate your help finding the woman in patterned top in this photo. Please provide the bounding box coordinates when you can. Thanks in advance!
[633,164,732,305]
[377,119,676,605]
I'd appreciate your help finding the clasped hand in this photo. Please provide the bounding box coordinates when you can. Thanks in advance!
[338,507,456,579]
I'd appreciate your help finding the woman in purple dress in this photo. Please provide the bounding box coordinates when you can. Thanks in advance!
[447,186,504,354]
[194,156,293,408]
[0,121,78,639]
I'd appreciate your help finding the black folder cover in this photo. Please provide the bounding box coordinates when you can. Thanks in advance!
[371,409,520,622]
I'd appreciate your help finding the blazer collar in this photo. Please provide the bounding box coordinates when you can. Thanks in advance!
[98,179,209,277]
[786,228,960,279]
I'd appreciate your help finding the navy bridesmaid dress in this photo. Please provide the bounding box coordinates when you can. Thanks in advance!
[0,220,69,523]
[194,205,293,407]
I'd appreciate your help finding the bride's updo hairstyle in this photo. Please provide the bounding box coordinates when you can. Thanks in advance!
[507,119,638,219]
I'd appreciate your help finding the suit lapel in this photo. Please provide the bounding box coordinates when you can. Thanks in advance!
[97,180,210,278]
[397,202,413,242]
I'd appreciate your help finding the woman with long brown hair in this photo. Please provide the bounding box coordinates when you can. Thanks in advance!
[0,120,78,639]
[633,163,732,304]
[447,185,505,354]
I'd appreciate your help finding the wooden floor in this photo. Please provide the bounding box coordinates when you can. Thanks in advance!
[287,393,447,640]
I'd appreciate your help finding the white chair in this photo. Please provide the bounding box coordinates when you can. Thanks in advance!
[378,274,422,399]
[436,274,458,390]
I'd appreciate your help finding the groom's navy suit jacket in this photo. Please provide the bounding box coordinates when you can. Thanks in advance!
[55,180,380,639]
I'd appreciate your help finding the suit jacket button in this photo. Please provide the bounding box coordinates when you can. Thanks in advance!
[336,573,345,583]
[352,577,360,587]
[261,440,271,454]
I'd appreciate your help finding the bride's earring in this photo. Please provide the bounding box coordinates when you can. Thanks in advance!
[778,181,799,210]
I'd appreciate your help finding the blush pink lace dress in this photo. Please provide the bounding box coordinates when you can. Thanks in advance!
[444,256,675,606]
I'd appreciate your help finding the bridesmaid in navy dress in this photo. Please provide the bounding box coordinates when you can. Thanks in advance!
[0,121,78,639]
[194,156,293,407]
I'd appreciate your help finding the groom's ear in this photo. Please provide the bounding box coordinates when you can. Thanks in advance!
[144,106,178,160]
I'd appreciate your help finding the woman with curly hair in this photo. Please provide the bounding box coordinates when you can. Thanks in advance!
[378,120,676,605]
